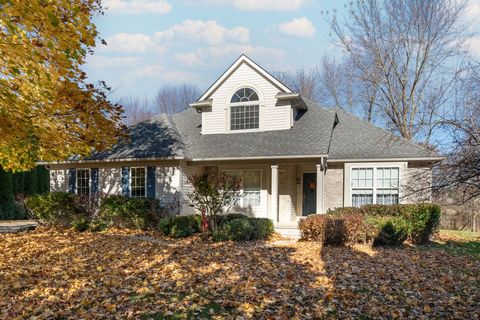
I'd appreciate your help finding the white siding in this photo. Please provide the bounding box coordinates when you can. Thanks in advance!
[156,167,181,213]
[179,164,204,215]
[50,169,68,192]
[99,167,122,195]
[202,62,291,134]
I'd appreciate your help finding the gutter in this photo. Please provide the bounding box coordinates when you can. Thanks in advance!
[44,156,186,165]
[327,157,445,162]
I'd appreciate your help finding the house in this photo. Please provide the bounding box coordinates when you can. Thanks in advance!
[48,55,442,235]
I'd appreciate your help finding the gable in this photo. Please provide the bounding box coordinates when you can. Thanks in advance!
[198,54,291,101]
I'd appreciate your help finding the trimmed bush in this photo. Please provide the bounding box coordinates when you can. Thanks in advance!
[248,218,274,240]
[99,195,162,230]
[366,216,410,246]
[157,215,201,238]
[225,218,253,241]
[89,219,108,232]
[25,192,77,226]
[316,203,441,245]
[71,216,90,232]
[299,213,376,245]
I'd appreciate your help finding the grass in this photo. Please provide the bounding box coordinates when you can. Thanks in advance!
[426,229,480,257]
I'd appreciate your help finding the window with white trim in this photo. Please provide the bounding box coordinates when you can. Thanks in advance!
[76,169,90,195]
[224,169,261,207]
[230,87,260,131]
[351,167,400,206]
[130,167,146,197]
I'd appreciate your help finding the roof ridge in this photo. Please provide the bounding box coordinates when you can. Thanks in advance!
[301,98,439,157]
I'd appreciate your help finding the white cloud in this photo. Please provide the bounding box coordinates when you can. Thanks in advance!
[136,64,164,77]
[176,44,286,67]
[154,20,249,45]
[87,55,139,68]
[278,17,315,38]
[184,0,304,11]
[231,0,304,11]
[174,52,202,67]
[135,64,197,82]
[104,0,172,15]
[102,33,165,53]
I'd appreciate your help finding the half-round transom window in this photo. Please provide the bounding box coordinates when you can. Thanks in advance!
[230,87,260,131]
[230,87,259,103]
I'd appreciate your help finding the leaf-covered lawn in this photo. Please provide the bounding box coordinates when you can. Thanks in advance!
[426,229,480,258]
[1,228,479,319]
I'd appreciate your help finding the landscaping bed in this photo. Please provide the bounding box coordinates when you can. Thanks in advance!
[0,228,478,319]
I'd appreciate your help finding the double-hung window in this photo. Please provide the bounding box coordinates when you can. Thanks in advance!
[351,167,400,206]
[230,87,260,131]
[224,169,261,207]
[76,169,90,195]
[130,167,146,197]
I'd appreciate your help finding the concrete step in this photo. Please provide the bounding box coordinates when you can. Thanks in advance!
[274,227,301,239]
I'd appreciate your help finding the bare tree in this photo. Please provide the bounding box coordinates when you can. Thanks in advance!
[326,0,471,143]
[274,69,322,103]
[119,96,153,126]
[154,84,200,115]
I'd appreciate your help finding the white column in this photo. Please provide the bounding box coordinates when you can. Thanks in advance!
[271,165,279,224]
[316,162,325,214]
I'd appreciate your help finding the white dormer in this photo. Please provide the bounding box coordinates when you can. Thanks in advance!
[191,54,306,135]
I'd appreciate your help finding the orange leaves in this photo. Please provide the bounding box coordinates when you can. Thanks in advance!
[0,228,479,318]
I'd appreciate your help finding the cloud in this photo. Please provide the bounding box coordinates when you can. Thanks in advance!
[135,64,197,82]
[104,0,172,15]
[278,17,315,38]
[174,52,202,67]
[87,55,139,68]
[184,0,304,11]
[102,33,165,53]
[154,20,249,45]
[175,44,286,67]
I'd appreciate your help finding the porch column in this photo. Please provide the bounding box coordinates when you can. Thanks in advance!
[316,160,325,214]
[271,165,279,224]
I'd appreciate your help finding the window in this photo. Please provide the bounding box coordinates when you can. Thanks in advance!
[230,87,260,131]
[376,167,399,205]
[224,169,261,207]
[351,167,400,206]
[351,168,373,207]
[130,167,146,197]
[76,169,90,195]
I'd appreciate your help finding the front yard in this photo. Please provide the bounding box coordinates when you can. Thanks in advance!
[0,228,478,319]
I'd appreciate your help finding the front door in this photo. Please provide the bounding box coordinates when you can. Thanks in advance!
[302,173,317,216]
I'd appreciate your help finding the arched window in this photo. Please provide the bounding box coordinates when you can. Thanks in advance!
[230,87,260,130]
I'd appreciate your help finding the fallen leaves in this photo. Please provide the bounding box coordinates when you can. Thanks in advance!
[0,227,478,319]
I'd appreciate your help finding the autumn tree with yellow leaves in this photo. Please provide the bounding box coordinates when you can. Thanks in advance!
[0,0,125,171]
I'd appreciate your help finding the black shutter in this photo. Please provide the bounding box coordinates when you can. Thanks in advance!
[121,167,130,196]
[68,169,76,194]
[147,166,156,198]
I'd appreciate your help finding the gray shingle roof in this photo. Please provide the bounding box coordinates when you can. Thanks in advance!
[83,99,439,162]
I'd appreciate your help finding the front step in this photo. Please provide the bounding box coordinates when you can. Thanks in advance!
[274,226,301,239]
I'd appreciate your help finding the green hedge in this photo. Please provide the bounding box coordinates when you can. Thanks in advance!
[157,215,201,238]
[26,193,165,231]
[212,217,274,242]
[302,203,441,245]
[99,195,163,230]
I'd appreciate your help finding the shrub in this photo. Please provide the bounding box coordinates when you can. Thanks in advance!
[211,228,230,242]
[248,218,274,240]
[327,203,441,244]
[366,216,410,246]
[299,213,376,245]
[217,213,249,226]
[89,219,108,232]
[99,195,162,230]
[157,215,202,238]
[25,192,77,226]
[71,216,90,232]
[225,218,253,241]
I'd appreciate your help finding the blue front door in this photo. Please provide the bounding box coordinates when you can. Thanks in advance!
[302,173,317,216]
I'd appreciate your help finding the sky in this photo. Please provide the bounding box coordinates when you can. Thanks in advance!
[83,0,350,101]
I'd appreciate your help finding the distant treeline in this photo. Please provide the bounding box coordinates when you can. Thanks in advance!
[0,166,49,220]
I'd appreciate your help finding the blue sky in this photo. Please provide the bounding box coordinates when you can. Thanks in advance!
[83,0,350,101]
